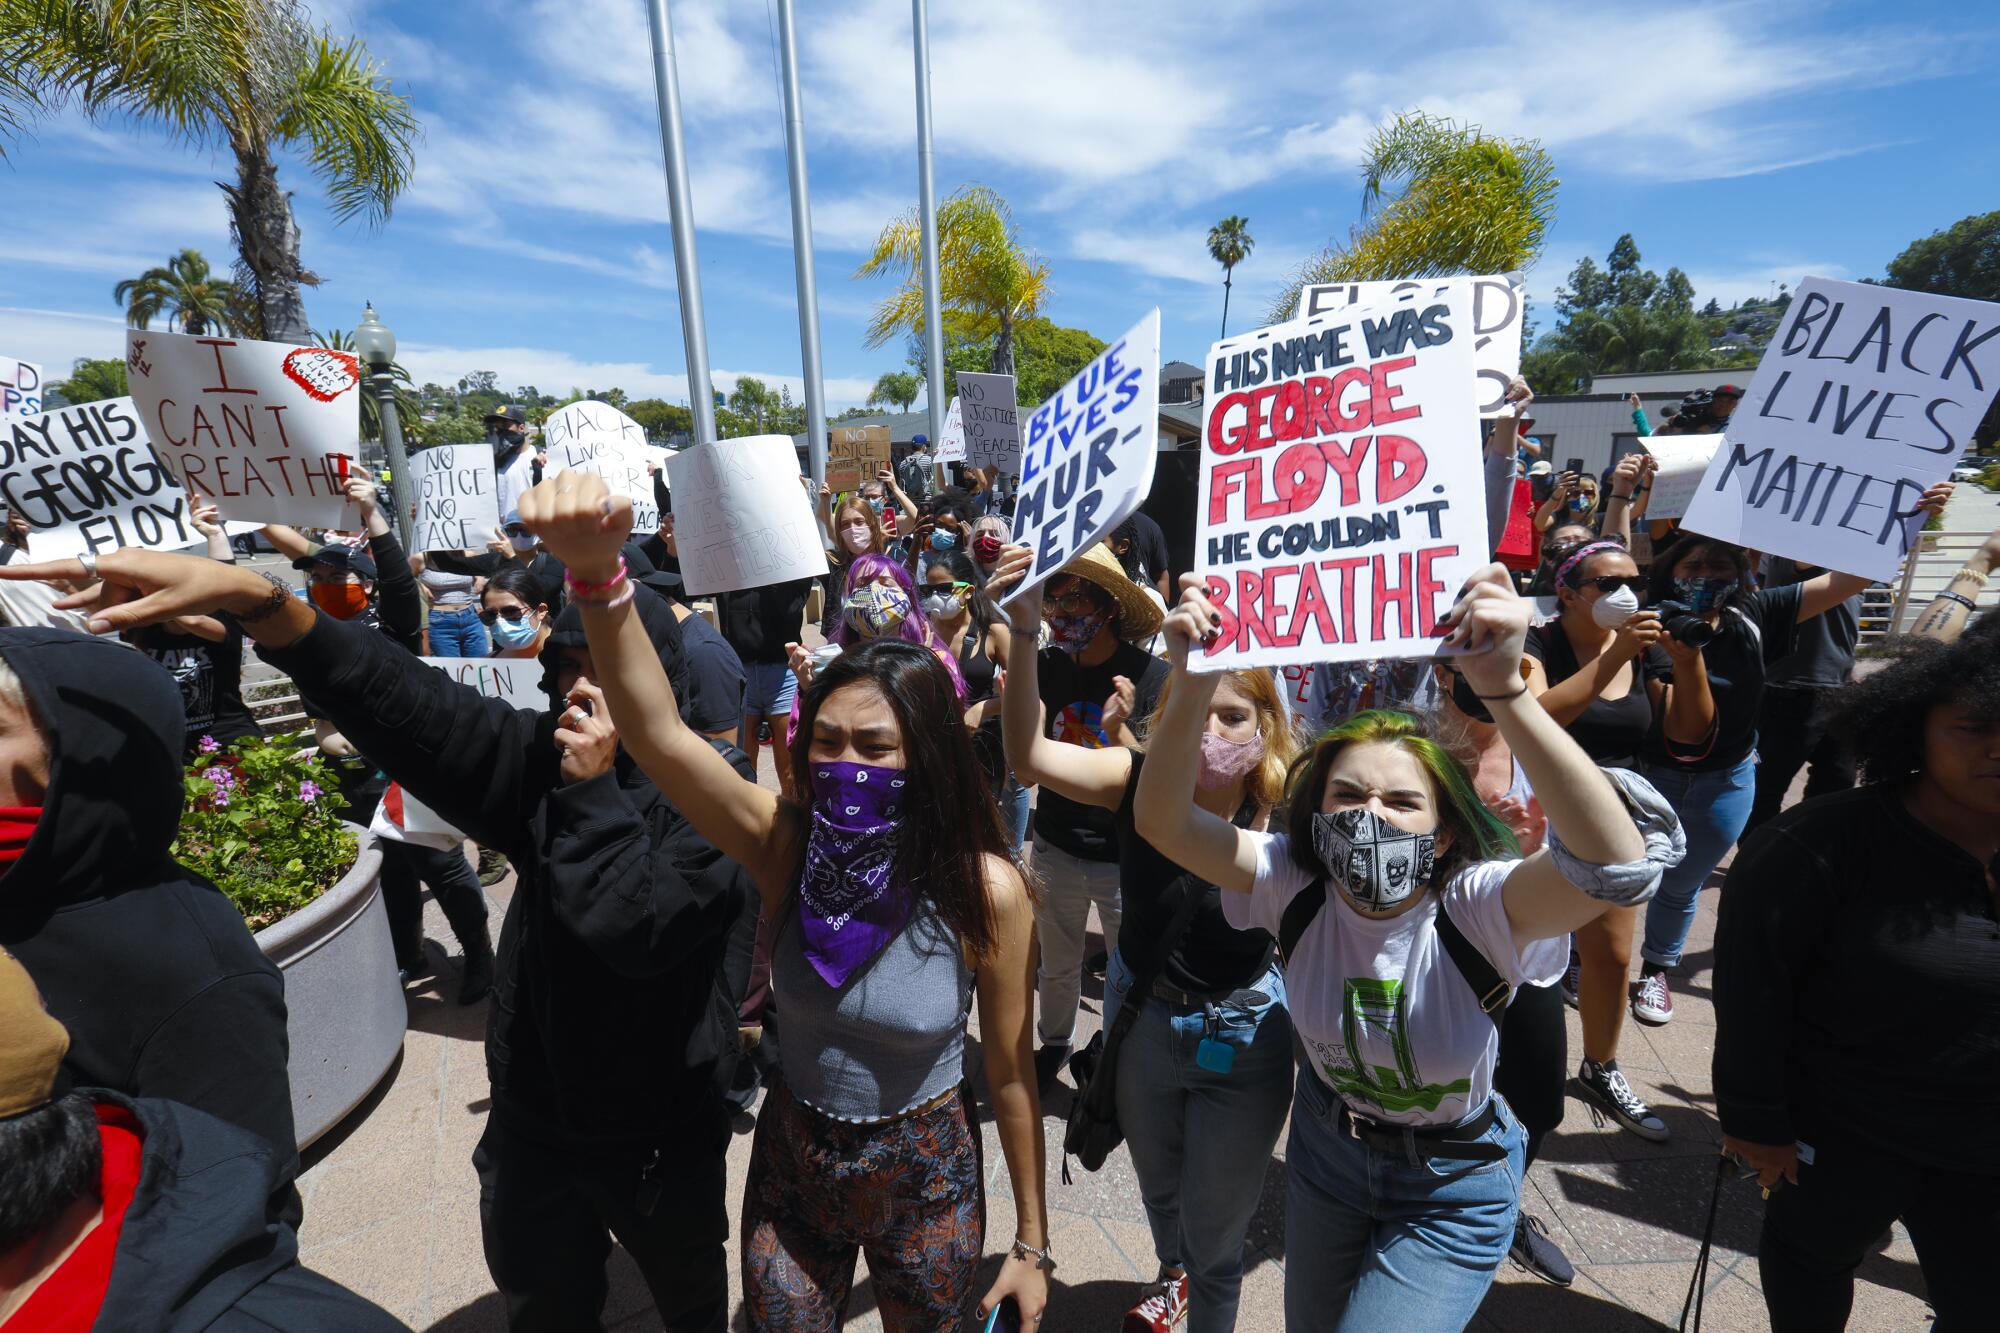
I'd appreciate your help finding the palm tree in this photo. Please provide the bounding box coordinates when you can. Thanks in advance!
[857,185,1051,376]
[727,376,778,431]
[868,370,921,413]
[1208,216,1253,338]
[311,326,414,443]
[113,248,248,334]
[1273,112,1559,323]
[3,0,420,343]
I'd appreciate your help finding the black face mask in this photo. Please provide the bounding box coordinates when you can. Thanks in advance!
[490,429,523,457]
[1446,668,1493,723]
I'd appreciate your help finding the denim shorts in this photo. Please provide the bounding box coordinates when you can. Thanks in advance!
[742,660,798,718]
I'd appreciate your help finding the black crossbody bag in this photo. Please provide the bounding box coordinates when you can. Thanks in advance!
[1277,878,1512,1026]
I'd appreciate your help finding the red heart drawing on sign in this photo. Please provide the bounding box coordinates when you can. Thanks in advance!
[282,347,362,402]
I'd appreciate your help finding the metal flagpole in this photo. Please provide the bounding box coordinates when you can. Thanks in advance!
[644,0,718,444]
[911,0,945,450]
[775,0,827,486]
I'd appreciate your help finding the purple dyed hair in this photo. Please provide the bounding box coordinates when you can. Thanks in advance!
[836,553,966,698]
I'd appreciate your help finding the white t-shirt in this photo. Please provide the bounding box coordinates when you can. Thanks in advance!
[1224,832,1564,1127]
[496,447,539,521]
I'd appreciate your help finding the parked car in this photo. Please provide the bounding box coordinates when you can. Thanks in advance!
[1951,464,1984,482]
[231,528,277,557]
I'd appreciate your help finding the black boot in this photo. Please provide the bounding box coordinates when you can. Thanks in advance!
[458,929,494,1005]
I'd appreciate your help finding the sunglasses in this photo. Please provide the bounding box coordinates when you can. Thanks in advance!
[1577,575,1647,594]
[478,605,533,625]
[927,580,974,594]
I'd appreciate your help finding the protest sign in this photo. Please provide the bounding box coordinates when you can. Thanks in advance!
[123,329,358,527]
[1638,434,1721,520]
[1,358,42,420]
[1191,292,1486,672]
[402,657,545,835]
[1010,309,1161,600]
[827,424,891,492]
[1679,277,2000,581]
[936,396,966,464]
[1296,274,1524,416]
[408,445,500,553]
[958,371,1021,474]
[539,400,661,533]
[0,397,214,557]
[664,434,829,596]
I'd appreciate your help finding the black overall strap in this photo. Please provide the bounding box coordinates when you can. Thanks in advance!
[1276,878,1327,969]
[1276,878,1510,1027]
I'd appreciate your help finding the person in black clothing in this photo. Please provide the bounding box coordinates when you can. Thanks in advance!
[1111,510,1174,602]
[1715,614,2000,1332]
[1743,555,1861,834]
[623,540,745,743]
[3,544,760,1333]
[716,576,812,801]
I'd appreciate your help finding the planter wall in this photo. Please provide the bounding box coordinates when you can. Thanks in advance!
[255,828,406,1149]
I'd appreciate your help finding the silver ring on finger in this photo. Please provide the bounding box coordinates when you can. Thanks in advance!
[78,550,98,579]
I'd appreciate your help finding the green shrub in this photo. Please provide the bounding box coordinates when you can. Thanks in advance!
[1981,462,2000,493]
[175,735,358,930]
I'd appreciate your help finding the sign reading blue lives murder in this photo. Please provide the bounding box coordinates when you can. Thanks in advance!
[1680,277,2000,582]
[1008,309,1160,602]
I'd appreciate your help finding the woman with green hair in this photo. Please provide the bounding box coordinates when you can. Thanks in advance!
[1135,565,1684,1332]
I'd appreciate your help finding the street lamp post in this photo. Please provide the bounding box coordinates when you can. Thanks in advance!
[353,302,413,551]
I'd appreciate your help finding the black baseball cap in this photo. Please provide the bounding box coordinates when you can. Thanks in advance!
[1712,384,1745,399]
[292,543,378,580]
[484,404,529,425]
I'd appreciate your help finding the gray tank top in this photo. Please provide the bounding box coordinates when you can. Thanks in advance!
[773,906,973,1122]
[420,566,477,608]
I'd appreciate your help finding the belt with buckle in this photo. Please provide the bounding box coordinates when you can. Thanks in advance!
[1151,978,1271,1010]
[1335,1100,1506,1162]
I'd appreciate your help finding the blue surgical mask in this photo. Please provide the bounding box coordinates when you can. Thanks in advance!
[929,528,957,552]
[490,612,539,649]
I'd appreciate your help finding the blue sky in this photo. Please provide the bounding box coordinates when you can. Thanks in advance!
[3,0,1995,413]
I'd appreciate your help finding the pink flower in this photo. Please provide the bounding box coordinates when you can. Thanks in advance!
[298,781,324,804]
[197,735,222,754]
[211,792,230,808]
[201,766,233,787]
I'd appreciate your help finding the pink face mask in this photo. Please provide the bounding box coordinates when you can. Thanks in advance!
[1196,730,1265,791]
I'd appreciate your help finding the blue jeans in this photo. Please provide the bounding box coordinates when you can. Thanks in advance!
[1637,753,1756,969]
[428,605,489,658]
[1285,1067,1524,1331]
[1000,779,1030,851]
[1106,953,1293,1333]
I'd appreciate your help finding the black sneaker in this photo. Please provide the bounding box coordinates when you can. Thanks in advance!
[1034,1042,1071,1094]
[1084,950,1109,978]
[1574,1058,1669,1142]
[1510,1213,1575,1287]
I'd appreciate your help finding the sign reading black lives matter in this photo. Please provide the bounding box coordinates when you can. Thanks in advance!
[541,401,661,533]
[956,371,1021,474]
[1296,273,1524,416]
[1008,310,1160,602]
[1192,293,1486,672]
[407,445,501,553]
[0,397,214,558]
[1681,277,2000,582]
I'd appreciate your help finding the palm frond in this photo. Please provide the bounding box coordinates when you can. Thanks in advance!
[272,32,419,227]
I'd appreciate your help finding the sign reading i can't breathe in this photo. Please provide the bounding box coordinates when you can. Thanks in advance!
[1680,277,2000,581]
[1191,292,1486,672]
[1296,273,1524,417]
[1008,309,1160,602]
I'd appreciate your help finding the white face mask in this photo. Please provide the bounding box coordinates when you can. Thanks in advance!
[841,524,872,553]
[1590,584,1641,629]
[919,590,964,619]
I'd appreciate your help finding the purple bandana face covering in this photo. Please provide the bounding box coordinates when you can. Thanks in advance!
[797,760,913,987]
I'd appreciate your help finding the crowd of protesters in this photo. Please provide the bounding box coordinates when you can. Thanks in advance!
[0,383,1994,1333]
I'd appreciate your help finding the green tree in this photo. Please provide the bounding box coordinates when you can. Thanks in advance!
[3,0,421,342]
[726,376,779,431]
[1879,210,2000,303]
[868,370,922,413]
[1273,112,1558,323]
[1207,215,1253,338]
[857,184,1052,375]
[113,247,249,334]
[625,398,691,440]
[407,410,484,447]
[1521,234,1728,393]
[912,313,1109,409]
[311,326,414,443]
[49,356,128,406]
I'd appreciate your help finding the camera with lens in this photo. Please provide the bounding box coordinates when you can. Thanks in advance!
[1654,600,1717,648]
[1670,389,1717,432]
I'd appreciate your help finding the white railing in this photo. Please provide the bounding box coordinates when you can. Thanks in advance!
[1869,530,1991,639]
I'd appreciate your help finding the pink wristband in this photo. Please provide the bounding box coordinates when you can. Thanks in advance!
[565,557,629,605]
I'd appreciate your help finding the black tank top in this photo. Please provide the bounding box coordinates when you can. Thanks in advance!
[953,621,997,703]
[1525,619,1667,768]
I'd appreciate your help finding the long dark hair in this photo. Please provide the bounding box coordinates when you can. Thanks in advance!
[483,566,545,610]
[790,639,1019,960]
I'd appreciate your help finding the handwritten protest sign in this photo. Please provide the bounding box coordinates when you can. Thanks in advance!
[2,358,42,420]
[401,657,546,835]
[936,396,966,464]
[0,397,215,557]
[1191,292,1486,672]
[407,445,500,553]
[1296,274,1524,416]
[123,329,358,527]
[958,371,1021,474]
[827,425,891,492]
[1638,434,1720,520]
[1009,309,1161,600]
[664,433,829,596]
[1680,278,2000,581]
[540,401,661,533]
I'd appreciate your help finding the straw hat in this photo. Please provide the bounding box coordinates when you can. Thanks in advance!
[0,948,68,1119]
[1057,542,1165,642]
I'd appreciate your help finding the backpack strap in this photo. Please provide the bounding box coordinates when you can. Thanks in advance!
[1436,899,1511,1028]
[1277,878,1328,969]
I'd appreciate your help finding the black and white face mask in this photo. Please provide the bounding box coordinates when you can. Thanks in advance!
[1310,807,1437,911]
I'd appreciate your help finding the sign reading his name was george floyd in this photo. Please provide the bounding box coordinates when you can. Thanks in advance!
[0,397,216,557]
[407,445,501,553]
[124,328,359,527]
[1296,274,1524,416]
[2,358,42,420]
[936,396,966,464]
[1192,292,1486,672]
[1637,434,1721,520]
[827,425,891,492]
[1680,277,2000,581]
[957,371,1022,473]
[1010,309,1161,599]
[539,400,661,533]
[664,433,829,596]
[401,657,546,836]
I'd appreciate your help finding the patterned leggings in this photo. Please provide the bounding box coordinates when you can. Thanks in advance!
[742,1078,984,1331]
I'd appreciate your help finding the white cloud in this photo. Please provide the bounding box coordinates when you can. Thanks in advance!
[394,337,873,410]
[0,307,133,378]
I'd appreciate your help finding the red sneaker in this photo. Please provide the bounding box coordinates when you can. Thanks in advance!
[1122,1273,1189,1332]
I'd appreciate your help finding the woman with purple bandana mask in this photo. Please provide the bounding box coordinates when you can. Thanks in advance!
[515,473,1052,1332]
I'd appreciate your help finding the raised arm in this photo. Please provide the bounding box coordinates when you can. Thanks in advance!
[1911,521,1998,643]
[259,522,313,563]
[1797,481,1951,624]
[1599,453,1645,547]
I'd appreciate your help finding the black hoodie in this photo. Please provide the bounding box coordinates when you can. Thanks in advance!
[0,628,295,1157]
[258,586,755,1150]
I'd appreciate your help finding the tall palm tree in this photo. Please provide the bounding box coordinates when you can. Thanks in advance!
[3,0,420,343]
[1208,216,1253,338]
[311,326,414,443]
[1274,112,1559,323]
[868,370,921,413]
[113,248,248,334]
[857,185,1051,376]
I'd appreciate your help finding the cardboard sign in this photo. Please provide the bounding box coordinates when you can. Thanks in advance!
[1296,274,1524,416]
[663,433,829,596]
[0,397,218,558]
[123,329,358,527]
[1010,309,1161,600]
[827,424,891,493]
[1191,292,1486,672]
[1,357,42,420]
[1638,434,1721,520]
[402,656,546,835]
[958,371,1022,474]
[540,401,661,533]
[408,445,501,553]
[936,396,966,464]
[1680,277,2000,580]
